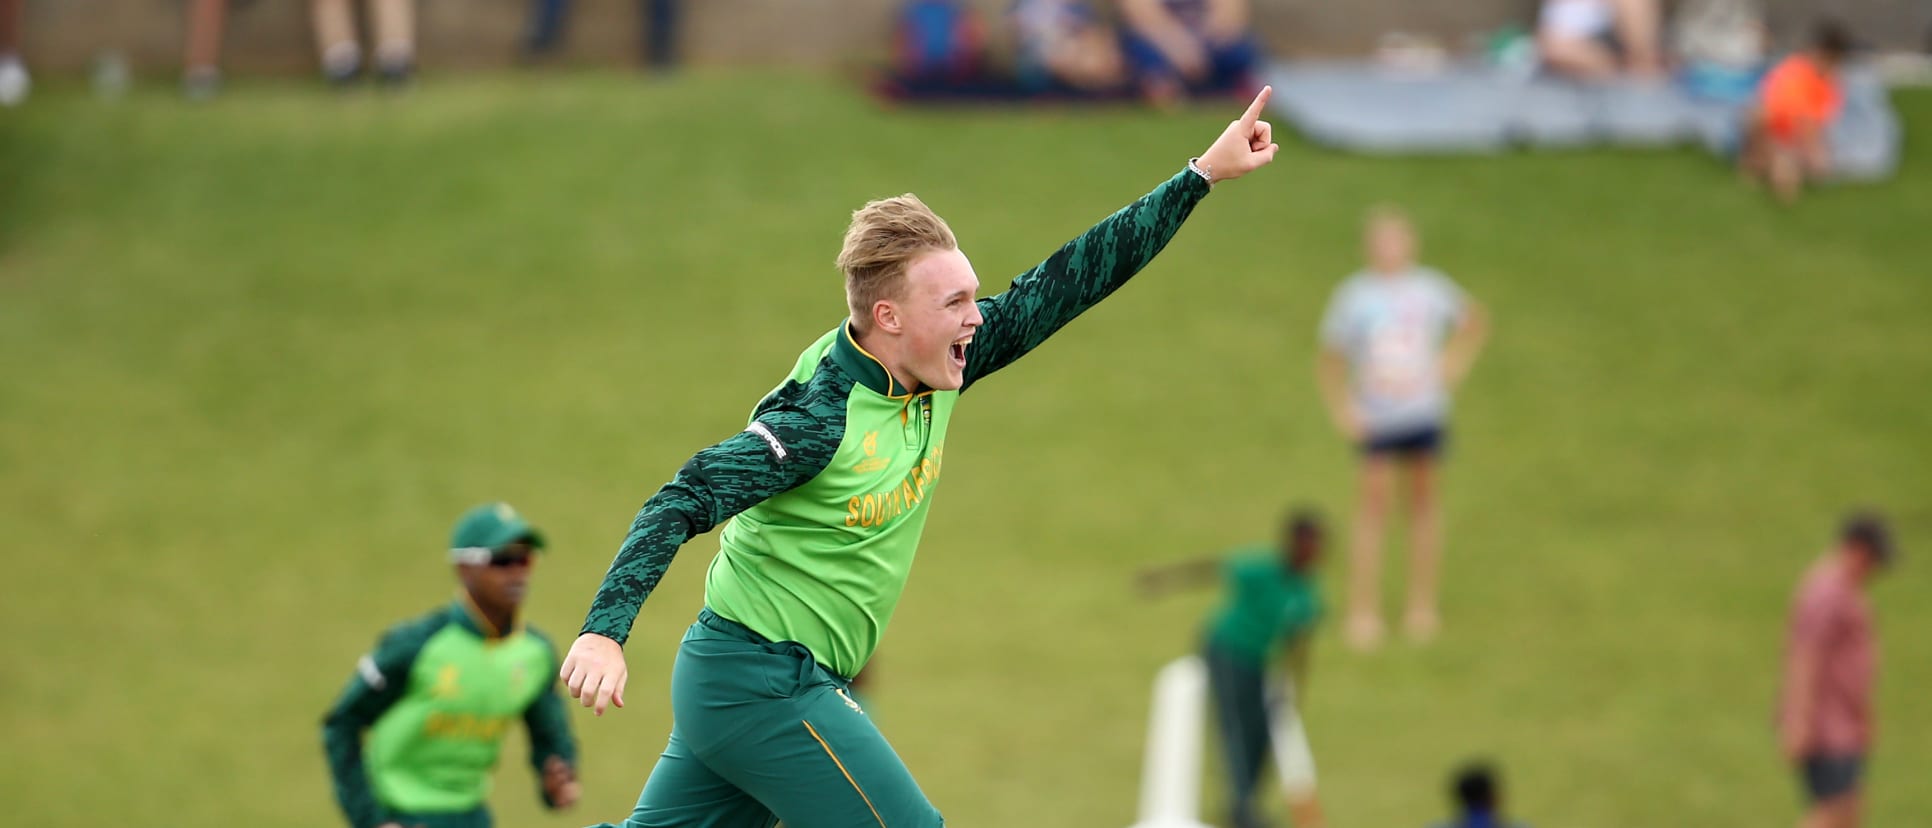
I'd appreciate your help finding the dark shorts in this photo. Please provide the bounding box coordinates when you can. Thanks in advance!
[1361,423,1446,458]
[1800,753,1864,803]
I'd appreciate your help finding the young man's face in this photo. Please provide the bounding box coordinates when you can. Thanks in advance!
[460,542,536,613]
[895,248,983,391]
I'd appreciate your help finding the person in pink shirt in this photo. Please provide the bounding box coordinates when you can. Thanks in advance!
[1779,512,1895,828]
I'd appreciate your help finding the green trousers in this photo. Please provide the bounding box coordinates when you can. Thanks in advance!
[596,609,944,828]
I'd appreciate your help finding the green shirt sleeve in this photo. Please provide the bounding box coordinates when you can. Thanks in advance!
[961,168,1210,391]
[321,618,438,828]
[523,630,578,808]
[580,400,842,645]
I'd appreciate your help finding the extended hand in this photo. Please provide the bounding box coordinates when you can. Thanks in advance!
[560,632,628,716]
[1196,86,1279,184]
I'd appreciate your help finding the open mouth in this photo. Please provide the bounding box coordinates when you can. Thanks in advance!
[950,336,971,366]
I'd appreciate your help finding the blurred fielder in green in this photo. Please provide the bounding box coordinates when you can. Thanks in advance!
[1140,508,1328,828]
[323,503,580,828]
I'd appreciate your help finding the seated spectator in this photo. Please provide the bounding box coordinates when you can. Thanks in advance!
[1012,0,1126,94]
[1537,0,1664,80]
[1119,0,1258,107]
[1740,21,1853,204]
[312,0,416,86]
[523,0,680,72]
[0,0,27,107]
[1671,0,1768,102]
[1432,762,1529,828]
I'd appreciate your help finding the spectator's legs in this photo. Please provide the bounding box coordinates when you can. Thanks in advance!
[1796,126,1831,181]
[525,0,570,56]
[1610,0,1663,76]
[1803,791,1859,828]
[1767,144,1803,204]
[643,0,679,71]
[1401,454,1443,643]
[1346,456,1395,650]
[1121,30,1184,107]
[371,0,415,81]
[312,0,362,83]
[183,0,227,99]
[1537,31,1618,81]
[0,0,27,107]
[1048,27,1127,92]
[1205,35,1259,95]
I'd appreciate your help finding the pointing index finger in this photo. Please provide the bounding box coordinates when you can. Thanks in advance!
[1239,85,1273,126]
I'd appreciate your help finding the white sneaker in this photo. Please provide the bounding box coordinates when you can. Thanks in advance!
[0,56,28,107]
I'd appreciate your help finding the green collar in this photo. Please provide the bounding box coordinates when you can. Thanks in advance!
[832,323,919,398]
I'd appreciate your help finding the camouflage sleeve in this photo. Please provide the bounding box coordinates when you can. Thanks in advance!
[523,630,578,808]
[321,620,437,828]
[580,403,842,644]
[961,168,1211,391]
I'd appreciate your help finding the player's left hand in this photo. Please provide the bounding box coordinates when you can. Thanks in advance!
[1196,85,1279,185]
[542,755,581,809]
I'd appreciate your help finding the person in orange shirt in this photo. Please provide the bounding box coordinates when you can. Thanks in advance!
[1741,22,1852,203]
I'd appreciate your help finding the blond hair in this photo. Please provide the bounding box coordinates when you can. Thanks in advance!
[837,194,957,329]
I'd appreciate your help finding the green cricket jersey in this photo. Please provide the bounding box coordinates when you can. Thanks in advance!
[1205,547,1322,665]
[323,599,577,828]
[582,168,1212,677]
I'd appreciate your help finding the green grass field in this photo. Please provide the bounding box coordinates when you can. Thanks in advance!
[3,71,1927,828]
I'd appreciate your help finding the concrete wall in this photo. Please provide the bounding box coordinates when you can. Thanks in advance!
[14,0,1930,74]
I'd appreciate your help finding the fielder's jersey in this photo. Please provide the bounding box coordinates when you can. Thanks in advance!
[582,168,1211,677]
[322,600,577,828]
[1206,547,1322,665]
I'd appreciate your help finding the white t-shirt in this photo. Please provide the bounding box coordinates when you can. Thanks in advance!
[1540,0,1615,39]
[1318,266,1468,436]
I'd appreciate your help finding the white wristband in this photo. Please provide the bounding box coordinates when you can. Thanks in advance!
[1187,156,1214,188]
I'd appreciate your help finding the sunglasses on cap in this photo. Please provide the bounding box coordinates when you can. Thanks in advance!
[450,545,539,567]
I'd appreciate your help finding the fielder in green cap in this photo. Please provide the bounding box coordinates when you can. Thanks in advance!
[323,502,581,828]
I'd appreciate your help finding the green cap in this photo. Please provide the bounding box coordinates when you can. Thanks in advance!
[449,502,546,564]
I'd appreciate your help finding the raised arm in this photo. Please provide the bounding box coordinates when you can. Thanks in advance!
[961,87,1279,390]
[1135,556,1224,597]
[563,404,840,715]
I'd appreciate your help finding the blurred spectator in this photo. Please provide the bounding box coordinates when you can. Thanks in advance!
[524,0,681,72]
[1739,21,1853,204]
[0,0,27,107]
[1778,512,1893,828]
[1536,0,1664,80]
[894,0,987,87]
[1138,508,1327,828]
[1012,0,1126,94]
[1432,762,1529,828]
[1671,0,1768,102]
[1317,207,1488,650]
[312,0,415,86]
[183,0,227,100]
[1119,0,1259,107]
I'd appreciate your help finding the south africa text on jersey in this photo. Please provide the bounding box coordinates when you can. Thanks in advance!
[846,448,944,528]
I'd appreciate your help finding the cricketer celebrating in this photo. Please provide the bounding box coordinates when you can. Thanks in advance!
[566,89,1282,828]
